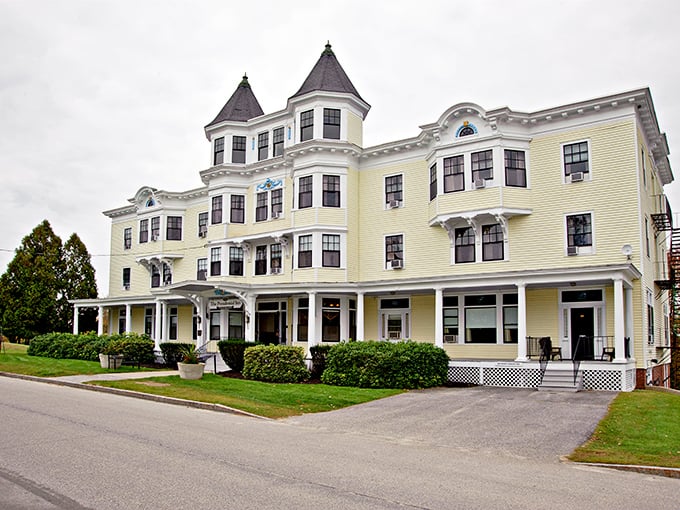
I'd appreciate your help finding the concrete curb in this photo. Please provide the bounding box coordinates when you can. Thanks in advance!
[0,371,270,421]
[569,459,680,479]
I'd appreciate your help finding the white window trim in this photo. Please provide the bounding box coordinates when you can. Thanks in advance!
[564,211,595,256]
[378,296,411,341]
[384,172,404,210]
[561,139,592,184]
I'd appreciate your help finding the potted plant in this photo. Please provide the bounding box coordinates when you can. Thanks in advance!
[177,344,205,380]
[99,340,124,369]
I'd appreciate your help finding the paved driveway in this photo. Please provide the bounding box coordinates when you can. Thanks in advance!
[284,386,617,460]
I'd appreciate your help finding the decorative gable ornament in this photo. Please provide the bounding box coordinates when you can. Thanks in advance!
[456,121,478,138]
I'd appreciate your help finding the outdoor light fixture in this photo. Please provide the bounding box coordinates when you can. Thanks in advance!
[621,244,633,260]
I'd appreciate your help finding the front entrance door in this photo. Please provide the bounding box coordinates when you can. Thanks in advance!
[571,307,594,360]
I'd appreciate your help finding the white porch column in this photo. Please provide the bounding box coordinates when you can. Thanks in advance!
[434,288,443,348]
[161,302,169,343]
[72,305,79,334]
[613,278,626,363]
[245,294,256,343]
[97,306,104,335]
[308,292,318,348]
[625,286,634,360]
[356,292,365,341]
[516,282,528,361]
[125,304,132,333]
[154,301,163,350]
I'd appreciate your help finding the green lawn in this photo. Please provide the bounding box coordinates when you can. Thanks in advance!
[569,390,680,468]
[0,343,156,377]
[92,374,403,419]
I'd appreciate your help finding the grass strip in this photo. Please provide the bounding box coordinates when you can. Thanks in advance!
[92,374,403,419]
[569,390,680,468]
[0,343,156,377]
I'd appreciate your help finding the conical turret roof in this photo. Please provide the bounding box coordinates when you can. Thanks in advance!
[291,43,365,103]
[206,74,264,126]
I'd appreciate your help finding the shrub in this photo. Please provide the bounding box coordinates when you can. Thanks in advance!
[321,341,449,389]
[242,345,309,383]
[217,339,261,372]
[309,344,333,379]
[106,334,155,364]
[159,342,195,368]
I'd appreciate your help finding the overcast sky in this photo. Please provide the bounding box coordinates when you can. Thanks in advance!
[2,0,680,296]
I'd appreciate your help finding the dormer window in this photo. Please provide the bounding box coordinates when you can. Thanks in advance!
[323,108,340,139]
[300,110,314,141]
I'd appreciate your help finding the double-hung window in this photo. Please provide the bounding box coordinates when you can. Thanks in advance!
[150,217,160,241]
[443,296,458,343]
[122,268,131,290]
[273,127,284,157]
[299,175,313,208]
[151,265,161,288]
[213,136,224,165]
[385,234,403,269]
[300,110,314,141]
[566,213,592,252]
[504,150,526,187]
[482,224,503,261]
[257,132,268,161]
[211,196,223,224]
[455,227,475,263]
[271,189,283,218]
[166,216,182,241]
[464,295,496,343]
[197,258,207,280]
[198,212,208,237]
[429,163,437,201]
[210,247,221,276]
[255,245,267,275]
[230,195,244,223]
[270,244,282,272]
[162,263,172,286]
[322,234,340,267]
[563,141,589,176]
[444,156,464,192]
[232,135,246,164]
[472,150,493,184]
[323,175,340,207]
[256,192,268,222]
[139,219,149,243]
[298,235,312,268]
[385,175,403,205]
[123,228,132,249]
[323,108,340,139]
[229,246,243,276]
[503,294,518,343]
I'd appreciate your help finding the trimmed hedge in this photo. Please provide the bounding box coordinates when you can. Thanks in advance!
[242,345,309,383]
[217,339,261,372]
[159,342,195,368]
[309,344,333,379]
[28,332,154,364]
[321,341,449,389]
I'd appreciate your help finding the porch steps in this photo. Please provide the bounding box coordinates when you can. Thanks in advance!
[538,365,583,392]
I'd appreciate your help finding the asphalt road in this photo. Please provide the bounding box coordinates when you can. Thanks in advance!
[0,377,677,510]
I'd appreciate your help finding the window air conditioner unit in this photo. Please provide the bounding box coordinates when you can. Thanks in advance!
[567,246,578,256]
[387,200,401,209]
[388,331,401,340]
[390,259,403,269]
[123,283,130,291]
[474,178,486,189]
[271,267,282,274]
[569,172,584,183]
[272,211,282,219]
[163,278,172,286]
[198,226,207,237]
[444,335,456,343]
[151,234,159,242]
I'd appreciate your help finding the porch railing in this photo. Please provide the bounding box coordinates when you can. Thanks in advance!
[526,335,631,362]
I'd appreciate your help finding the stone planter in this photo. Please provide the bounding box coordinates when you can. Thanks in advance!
[177,362,205,380]
[99,353,123,369]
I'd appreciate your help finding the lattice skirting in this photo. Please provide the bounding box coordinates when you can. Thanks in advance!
[448,362,635,391]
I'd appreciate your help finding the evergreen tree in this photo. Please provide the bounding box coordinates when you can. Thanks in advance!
[62,233,98,332]
[0,221,99,341]
[0,220,64,341]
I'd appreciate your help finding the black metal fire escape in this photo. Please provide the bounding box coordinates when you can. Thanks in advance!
[652,196,680,389]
